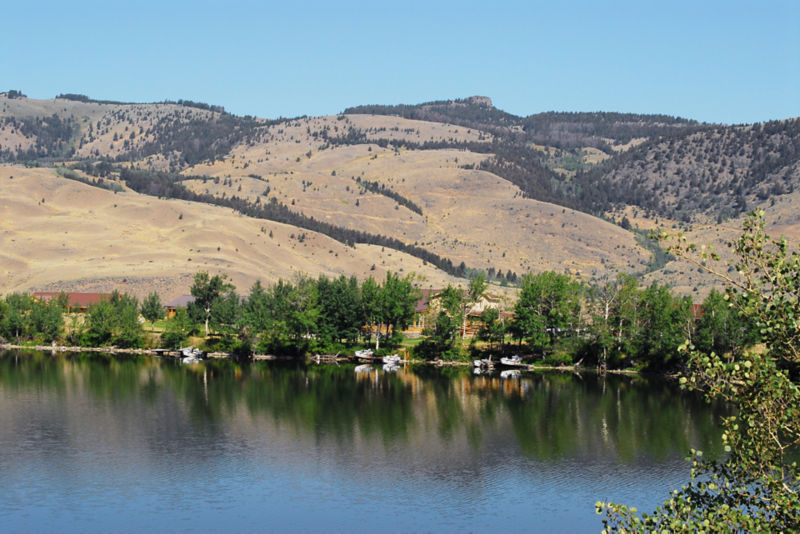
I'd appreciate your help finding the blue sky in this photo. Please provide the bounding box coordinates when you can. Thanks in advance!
[3,0,798,124]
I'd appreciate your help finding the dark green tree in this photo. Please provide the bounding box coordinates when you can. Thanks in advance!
[317,275,362,347]
[285,275,319,354]
[161,308,193,349]
[111,293,143,348]
[189,271,234,336]
[84,299,115,346]
[379,271,419,347]
[209,289,242,350]
[637,284,693,370]
[1,293,31,341]
[241,281,272,350]
[28,298,63,342]
[140,292,165,327]
[477,307,505,350]
[694,289,758,358]
[360,276,382,348]
[513,271,582,355]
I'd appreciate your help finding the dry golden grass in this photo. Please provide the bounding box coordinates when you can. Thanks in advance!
[0,165,465,300]
[0,98,683,294]
[581,147,611,165]
[608,137,648,152]
[184,132,651,283]
[642,193,800,296]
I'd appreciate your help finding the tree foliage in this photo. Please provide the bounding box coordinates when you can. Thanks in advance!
[140,291,164,325]
[188,271,234,337]
[0,293,63,343]
[513,271,582,355]
[598,211,800,531]
[83,293,143,348]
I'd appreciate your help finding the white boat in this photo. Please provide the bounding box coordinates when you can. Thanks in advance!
[473,358,494,369]
[500,369,521,379]
[354,364,372,373]
[500,355,524,367]
[382,353,401,364]
[355,349,374,359]
[180,346,202,364]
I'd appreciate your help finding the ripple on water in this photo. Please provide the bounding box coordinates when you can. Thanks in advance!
[0,354,723,533]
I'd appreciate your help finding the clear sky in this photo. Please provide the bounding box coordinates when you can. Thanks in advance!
[3,0,798,124]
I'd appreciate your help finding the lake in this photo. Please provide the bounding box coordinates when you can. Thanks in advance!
[0,350,726,532]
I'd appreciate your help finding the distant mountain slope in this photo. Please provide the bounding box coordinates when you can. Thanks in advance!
[0,92,269,169]
[177,116,651,282]
[579,118,800,222]
[344,96,707,213]
[2,91,799,296]
[345,95,698,149]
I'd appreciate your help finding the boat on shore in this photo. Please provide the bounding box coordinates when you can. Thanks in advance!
[382,353,402,364]
[499,355,525,367]
[355,349,375,360]
[473,357,495,371]
[181,346,203,364]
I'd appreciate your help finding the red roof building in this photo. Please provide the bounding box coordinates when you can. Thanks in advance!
[32,292,114,312]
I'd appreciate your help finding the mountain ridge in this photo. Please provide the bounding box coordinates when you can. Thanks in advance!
[2,91,799,298]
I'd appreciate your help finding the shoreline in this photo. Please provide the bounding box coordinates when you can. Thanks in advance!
[0,343,643,374]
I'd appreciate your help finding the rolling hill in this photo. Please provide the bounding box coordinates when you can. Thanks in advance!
[2,90,799,299]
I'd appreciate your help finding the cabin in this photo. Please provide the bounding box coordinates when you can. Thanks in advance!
[32,292,113,313]
[166,295,195,319]
[404,290,510,338]
[403,289,441,335]
[464,293,504,335]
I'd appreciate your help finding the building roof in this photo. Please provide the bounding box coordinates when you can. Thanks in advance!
[166,295,195,308]
[33,292,112,307]
[415,288,441,313]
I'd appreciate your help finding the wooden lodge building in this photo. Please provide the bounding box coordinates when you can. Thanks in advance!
[405,289,511,337]
[166,295,195,319]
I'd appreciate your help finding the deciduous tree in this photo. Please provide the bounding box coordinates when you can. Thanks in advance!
[598,211,800,531]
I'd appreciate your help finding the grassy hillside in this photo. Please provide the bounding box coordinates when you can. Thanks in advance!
[2,91,798,297]
[0,166,466,299]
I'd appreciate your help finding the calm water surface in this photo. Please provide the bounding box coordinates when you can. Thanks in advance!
[0,350,726,533]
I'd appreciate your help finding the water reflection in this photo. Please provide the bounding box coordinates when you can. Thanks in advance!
[0,350,726,463]
[0,350,728,532]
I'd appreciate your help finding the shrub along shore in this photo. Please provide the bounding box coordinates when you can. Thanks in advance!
[0,266,757,373]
